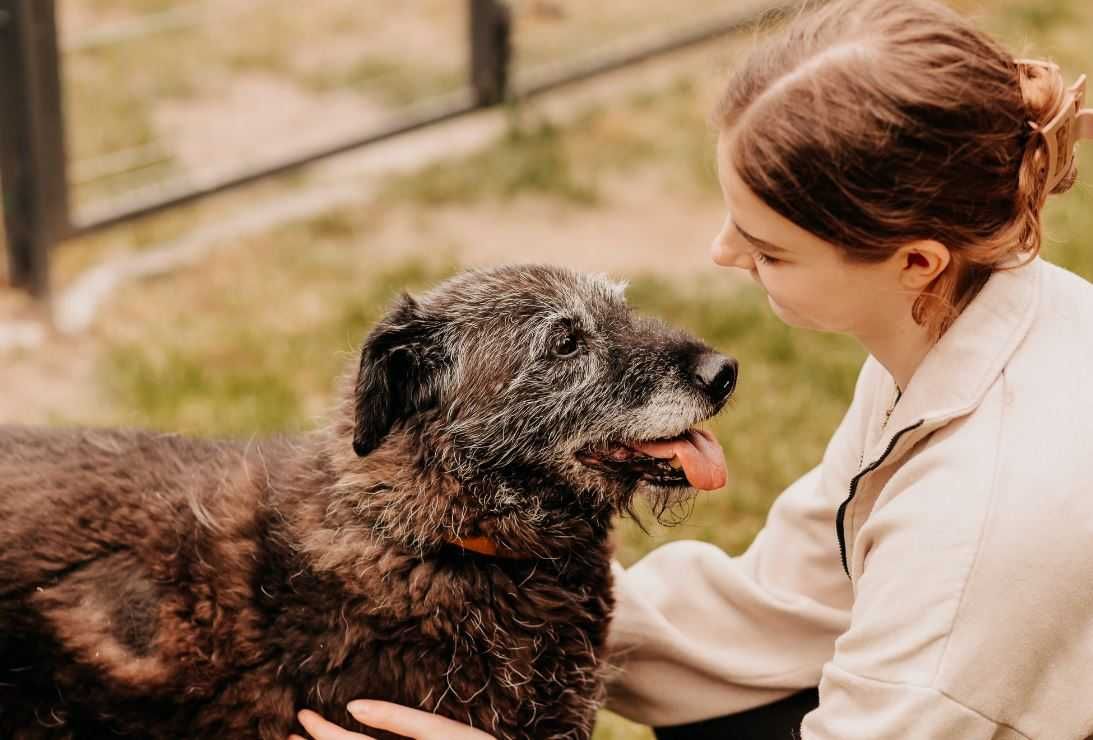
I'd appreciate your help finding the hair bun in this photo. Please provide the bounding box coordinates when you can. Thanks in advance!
[1016,58,1079,197]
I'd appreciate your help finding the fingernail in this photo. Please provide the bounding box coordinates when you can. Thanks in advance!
[348,700,373,716]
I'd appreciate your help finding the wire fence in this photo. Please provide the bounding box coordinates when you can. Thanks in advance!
[1,0,800,301]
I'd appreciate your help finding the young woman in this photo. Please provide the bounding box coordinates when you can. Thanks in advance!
[292,0,1093,737]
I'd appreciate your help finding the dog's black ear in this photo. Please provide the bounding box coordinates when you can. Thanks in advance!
[353,292,443,457]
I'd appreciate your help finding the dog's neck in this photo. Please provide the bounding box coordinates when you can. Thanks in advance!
[285,426,614,573]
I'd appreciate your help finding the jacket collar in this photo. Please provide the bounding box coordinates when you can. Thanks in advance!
[871,255,1042,453]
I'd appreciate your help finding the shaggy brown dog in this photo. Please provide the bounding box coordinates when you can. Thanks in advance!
[0,265,736,740]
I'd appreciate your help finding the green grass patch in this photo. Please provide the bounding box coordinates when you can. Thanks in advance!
[622,77,721,196]
[65,28,202,159]
[102,341,304,437]
[98,258,459,437]
[302,56,464,106]
[379,77,710,208]
[381,117,601,206]
[593,711,655,740]
[63,28,197,209]
[998,0,1078,34]
[1042,194,1093,277]
[82,0,177,14]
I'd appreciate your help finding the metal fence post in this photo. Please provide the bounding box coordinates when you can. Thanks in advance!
[0,0,70,300]
[469,0,511,106]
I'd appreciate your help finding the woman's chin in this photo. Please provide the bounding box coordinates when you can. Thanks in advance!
[768,297,825,331]
[768,295,802,325]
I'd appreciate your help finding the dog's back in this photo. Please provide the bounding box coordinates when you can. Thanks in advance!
[0,427,252,737]
[0,426,241,594]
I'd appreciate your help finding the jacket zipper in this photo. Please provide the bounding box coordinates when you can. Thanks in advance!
[836,419,925,577]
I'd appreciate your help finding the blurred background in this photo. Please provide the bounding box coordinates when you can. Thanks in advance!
[1,1,1091,737]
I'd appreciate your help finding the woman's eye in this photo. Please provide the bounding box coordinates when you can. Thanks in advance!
[754,251,779,265]
[551,333,581,358]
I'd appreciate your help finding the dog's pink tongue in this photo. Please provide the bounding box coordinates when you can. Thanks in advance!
[633,428,727,490]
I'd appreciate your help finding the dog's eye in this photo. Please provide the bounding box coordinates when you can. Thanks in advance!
[551,333,581,358]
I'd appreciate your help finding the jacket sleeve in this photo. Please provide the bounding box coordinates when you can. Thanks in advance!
[601,358,885,728]
[601,466,850,726]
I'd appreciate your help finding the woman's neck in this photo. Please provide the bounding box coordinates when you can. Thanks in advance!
[857,308,938,392]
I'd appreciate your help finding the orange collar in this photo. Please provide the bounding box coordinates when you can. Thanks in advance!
[445,535,532,559]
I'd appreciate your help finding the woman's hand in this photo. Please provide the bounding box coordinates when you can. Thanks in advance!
[288,700,496,740]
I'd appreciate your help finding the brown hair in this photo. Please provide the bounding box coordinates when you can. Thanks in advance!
[715,0,1081,337]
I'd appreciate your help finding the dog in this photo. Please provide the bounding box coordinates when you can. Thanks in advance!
[0,264,736,740]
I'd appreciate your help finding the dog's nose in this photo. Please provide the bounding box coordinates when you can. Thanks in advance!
[695,352,738,402]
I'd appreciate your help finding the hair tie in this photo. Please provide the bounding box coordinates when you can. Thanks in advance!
[1016,59,1093,192]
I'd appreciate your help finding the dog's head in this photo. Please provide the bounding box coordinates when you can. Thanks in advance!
[350,264,736,528]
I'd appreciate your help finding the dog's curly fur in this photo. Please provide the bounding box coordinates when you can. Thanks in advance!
[0,265,736,739]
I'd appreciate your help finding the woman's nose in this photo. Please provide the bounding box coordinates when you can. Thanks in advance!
[710,215,755,270]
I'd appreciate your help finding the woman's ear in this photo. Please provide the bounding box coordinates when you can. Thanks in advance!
[352,293,446,457]
[897,239,951,290]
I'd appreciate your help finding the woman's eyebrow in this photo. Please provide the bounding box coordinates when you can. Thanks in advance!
[735,224,789,254]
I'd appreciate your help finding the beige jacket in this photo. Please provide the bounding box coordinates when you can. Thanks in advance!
[605,257,1093,739]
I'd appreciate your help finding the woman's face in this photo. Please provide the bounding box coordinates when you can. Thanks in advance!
[711,131,905,338]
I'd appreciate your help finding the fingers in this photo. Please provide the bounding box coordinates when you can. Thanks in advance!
[347,700,495,739]
[290,701,496,740]
[295,709,375,740]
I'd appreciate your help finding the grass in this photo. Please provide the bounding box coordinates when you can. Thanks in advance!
[63,33,187,209]
[301,56,464,106]
[380,78,710,208]
[81,0,176,14]
[381,117,602,207]
[99,255,458,436]
[102,342,305,436]
[997,0,1079,35]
